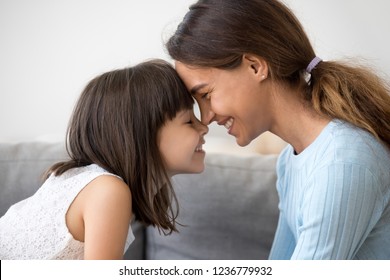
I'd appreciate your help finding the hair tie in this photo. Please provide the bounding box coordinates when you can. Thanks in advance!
[306,56,322,73]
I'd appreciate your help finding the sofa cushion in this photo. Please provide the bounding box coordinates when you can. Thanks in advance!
[146,152,279,259]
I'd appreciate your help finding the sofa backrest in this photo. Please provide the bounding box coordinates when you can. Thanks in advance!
[146,152,279,260]
[0,142,68,216]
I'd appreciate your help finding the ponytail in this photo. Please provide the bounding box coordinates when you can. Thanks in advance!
[307,60,390,149]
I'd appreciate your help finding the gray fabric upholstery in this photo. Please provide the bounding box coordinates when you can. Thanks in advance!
[0,142,68,216]
[146,153,279,259]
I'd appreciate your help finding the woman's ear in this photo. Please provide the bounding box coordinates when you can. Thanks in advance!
[242,54,268,81]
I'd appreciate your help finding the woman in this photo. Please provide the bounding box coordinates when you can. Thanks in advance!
[166,0,390,259]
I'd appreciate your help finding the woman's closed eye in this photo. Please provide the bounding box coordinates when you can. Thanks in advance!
[200,91,212,100]
[201,92,209,99]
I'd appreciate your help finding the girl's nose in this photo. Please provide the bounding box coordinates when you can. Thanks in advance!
[198,121,209,136]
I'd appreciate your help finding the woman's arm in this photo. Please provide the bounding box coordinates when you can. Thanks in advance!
[268,212,296,259]
[292,163,381,259]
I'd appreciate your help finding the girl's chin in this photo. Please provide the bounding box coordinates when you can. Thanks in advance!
[177,167,204,175]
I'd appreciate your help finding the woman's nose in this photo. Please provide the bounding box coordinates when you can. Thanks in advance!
[200,105,216,125]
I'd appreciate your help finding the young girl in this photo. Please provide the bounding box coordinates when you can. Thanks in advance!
[166,0,390,259]
[0,59,208,259]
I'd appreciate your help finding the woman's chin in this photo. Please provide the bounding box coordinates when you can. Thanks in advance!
[235,136,251,147]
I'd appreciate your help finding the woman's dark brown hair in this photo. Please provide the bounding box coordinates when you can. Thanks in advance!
[167,0,390,149]
[47,59,194,233]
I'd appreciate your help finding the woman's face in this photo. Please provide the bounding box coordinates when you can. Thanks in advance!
[158,109,208,176]
[175,58,273,146]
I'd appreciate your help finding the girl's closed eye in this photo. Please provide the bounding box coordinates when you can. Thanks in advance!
[181,110,193,124]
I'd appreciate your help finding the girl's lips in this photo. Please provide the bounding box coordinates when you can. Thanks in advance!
[195,146,204,152]
[195,139,206,152]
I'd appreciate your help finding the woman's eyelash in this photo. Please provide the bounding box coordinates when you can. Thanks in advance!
[200,88,214,99]
[201,92,210,99]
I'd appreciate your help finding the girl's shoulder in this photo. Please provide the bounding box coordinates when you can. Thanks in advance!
[83,174,131,199]
[59,164,132,233]
[71,164,131,211]
[58,164,121,180]
[49,164,124,189]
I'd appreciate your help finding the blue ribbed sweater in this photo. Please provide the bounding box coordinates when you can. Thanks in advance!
[269,120,390,259]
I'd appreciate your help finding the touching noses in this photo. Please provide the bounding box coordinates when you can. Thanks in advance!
[199,103,216,126]
[197,119,209,136]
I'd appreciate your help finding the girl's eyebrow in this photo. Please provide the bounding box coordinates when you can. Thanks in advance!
[190,83,208,95]
[178,110,190,117]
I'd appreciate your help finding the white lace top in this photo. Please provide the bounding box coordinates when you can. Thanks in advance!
[0,164,135,259]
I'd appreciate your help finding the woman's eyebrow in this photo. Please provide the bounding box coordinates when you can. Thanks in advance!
[190,83,208,95]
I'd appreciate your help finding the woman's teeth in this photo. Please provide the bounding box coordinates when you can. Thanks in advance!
[224,118,233,130]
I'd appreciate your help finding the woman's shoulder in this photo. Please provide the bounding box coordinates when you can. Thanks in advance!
[277,120,389,176]
[329,120,389,161]
[322,120,390,184]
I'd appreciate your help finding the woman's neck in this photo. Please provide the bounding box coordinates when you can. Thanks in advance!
[270,86,331,154]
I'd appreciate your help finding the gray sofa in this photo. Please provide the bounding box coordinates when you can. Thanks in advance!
[0,141,279,259]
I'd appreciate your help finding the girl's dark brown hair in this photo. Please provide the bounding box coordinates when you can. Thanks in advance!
[167,0,390,149]
[47,59,194,233]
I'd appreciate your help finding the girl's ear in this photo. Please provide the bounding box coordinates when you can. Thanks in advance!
[242,54,268,81]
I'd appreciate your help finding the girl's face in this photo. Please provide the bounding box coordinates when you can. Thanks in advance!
[175,57,273,147]
[158,109,208,176]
